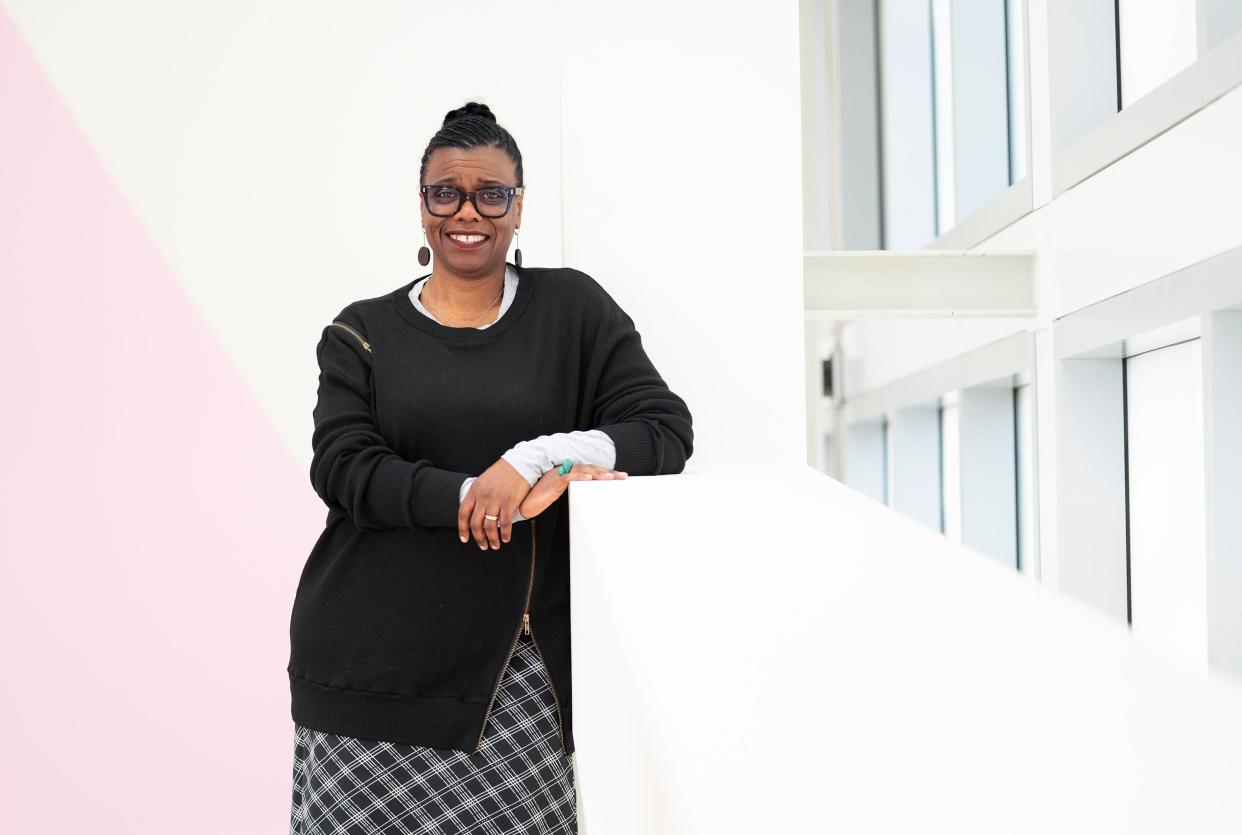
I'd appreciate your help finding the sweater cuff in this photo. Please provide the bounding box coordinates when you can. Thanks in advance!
[412,466,471,529]
[596,421,655,475]
[501,448,544,486]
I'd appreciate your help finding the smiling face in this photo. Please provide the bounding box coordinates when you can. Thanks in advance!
[421,145,523,279]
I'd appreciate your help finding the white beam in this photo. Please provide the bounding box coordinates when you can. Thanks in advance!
[805,250,1036,318]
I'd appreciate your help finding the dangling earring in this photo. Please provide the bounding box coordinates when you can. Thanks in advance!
[418,228,431,267]
[513,228,522,268]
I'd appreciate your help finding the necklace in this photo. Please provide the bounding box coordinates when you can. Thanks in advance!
[421,276,505,329]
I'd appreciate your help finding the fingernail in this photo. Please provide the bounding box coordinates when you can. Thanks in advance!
[460,535,467,543]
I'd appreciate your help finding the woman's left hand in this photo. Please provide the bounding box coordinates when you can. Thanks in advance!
[517,463,627,522]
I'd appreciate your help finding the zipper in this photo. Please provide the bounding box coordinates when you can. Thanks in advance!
[329,320,371,353]
[526,611,568,757]
[473,517,540,754]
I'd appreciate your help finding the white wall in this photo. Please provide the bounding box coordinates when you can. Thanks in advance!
[1,0,807,476]
[1,0,566,467]
[561,0,807,472]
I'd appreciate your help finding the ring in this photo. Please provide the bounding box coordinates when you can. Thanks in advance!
[484,514,499,521]
[557,458,574,476]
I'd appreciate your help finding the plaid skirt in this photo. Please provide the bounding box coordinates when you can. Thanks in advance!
[289,631,578,834]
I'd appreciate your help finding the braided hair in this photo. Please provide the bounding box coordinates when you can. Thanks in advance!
[419,101,524,188]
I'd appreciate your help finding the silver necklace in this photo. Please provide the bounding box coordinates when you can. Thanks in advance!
[421,277,505,329]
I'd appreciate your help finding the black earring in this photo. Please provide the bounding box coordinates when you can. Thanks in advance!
[513,228,522,268]
[418,228,431,267]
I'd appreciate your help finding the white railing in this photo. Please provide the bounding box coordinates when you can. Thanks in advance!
[566,465,1242,833]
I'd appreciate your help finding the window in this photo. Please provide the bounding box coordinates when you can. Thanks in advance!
[1051,0,1242,193]
[843,417,887,504]
[938,395,961,541]
[1206,0,1242,48]
[1117,0,1197,108]
[1014,382,1036,575]
[1124,338,1209,669]
[877,0,1029,246]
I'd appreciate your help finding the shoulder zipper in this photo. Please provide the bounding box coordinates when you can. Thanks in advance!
[330,320,371,353]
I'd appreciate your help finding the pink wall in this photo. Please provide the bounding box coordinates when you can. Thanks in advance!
[1,9,323,832]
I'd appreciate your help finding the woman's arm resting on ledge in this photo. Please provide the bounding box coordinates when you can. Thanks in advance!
[585,286,694,476]
[501,429,618,486]
[458,429,620,523]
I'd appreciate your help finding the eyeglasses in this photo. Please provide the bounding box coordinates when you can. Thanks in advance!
[419,184,524,218]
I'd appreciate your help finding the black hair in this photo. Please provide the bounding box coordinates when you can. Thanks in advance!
[419,101,524,188]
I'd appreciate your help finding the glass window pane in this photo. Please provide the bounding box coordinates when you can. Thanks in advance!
[845,418,886,505]
[1015,384,1035,575]
[1006,0,1028,183]
[878,0,937,249]
[931,0,956,233]
[1207,0,1242,49]
[1125,339,1209,669]
[1118,0,1197,108]
[883,415,893,506]
[939,399,961,541]
[948,0,1011,222]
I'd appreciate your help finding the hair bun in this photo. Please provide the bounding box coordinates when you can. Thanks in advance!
[443,101,497,126]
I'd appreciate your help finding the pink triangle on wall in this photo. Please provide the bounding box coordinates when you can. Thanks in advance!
[0,9,322,831]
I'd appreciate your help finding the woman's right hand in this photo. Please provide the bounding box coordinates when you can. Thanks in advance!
[517,463,628,521]
[459,458,533,551]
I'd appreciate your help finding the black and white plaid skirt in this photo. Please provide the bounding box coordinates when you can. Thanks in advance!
[289,632,577,834]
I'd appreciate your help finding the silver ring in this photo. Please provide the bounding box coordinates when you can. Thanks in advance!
[484,514,499,521]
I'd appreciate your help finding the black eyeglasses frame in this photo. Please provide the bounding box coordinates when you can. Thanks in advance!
[419,184,524,218]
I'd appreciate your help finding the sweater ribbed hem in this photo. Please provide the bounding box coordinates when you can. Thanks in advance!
[596,421,656,475]
[289,673,490,753]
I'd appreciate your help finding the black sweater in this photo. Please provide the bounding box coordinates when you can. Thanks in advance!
[287,262,694,756]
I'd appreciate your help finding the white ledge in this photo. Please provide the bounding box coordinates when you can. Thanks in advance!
[804,250,1037,319]
[567,466,1242,833]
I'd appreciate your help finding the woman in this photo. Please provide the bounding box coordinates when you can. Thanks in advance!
[287,101,694,834]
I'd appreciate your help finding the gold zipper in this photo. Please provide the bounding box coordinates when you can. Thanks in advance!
[526,613,568,757]
[473,517,540,754]
[330,320,371,353]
